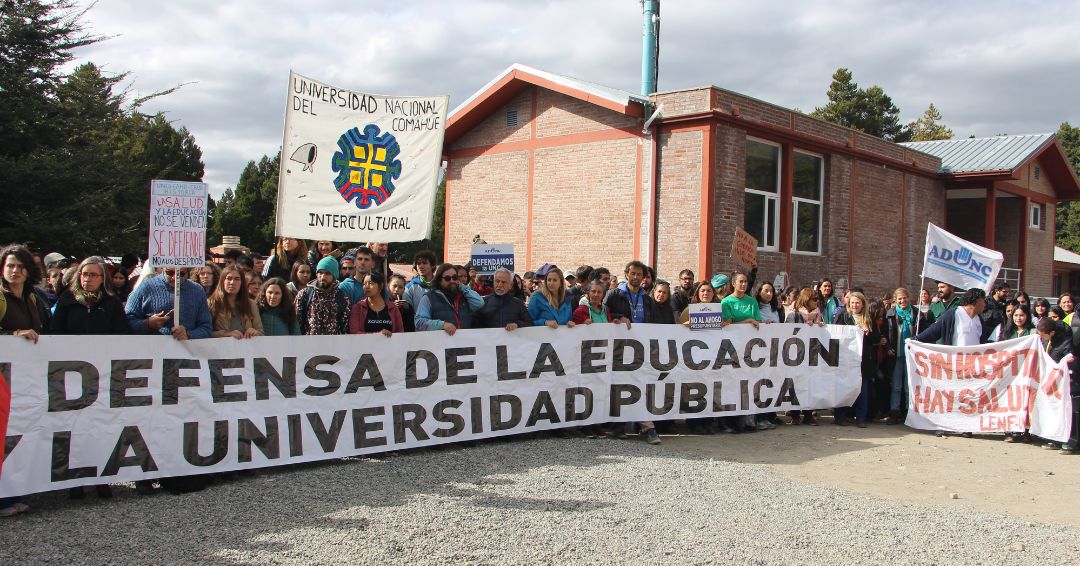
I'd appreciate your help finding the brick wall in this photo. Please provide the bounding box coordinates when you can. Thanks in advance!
[451,90,533,150]
[994,197,1023,269]
[1026,203,1054,295]
[904,175,946,293]
[445,86,642,272]
[849,161,907,298]
[535,89,639,137]
[652,89,711,117]
[444,151,530,264]
[531,138,639,270]
[654,128,703,280]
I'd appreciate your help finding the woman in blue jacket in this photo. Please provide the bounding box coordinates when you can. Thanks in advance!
[528,266,576,328]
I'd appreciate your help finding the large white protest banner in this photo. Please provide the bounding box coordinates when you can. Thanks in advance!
[148,180,208,268]
[922,223,1004,292]
[905,335,1072,440]
[0,323,861,497]
[274,71,448,242]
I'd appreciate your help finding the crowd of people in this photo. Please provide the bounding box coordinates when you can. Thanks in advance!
[2,238,1078,518]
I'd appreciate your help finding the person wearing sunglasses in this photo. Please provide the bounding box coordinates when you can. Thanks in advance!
[414,263,484,335]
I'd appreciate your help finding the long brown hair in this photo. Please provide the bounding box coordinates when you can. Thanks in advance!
[259,277,296,328]
[209,265,256,321]
[539,266,566,308]
[274,237,309,269]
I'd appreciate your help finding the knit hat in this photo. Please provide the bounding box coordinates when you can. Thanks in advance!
[711,273,730,289]
[316,256,340,279]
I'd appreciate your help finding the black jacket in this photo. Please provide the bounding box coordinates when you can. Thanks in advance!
[914,306,984,346]
[604,286,655,323]
[835,311,881,369]
[980,297,1006,343]
[1042,320,1074,363]
[473,293,533,329]
[884,305,931,356]
[51,290,130,335]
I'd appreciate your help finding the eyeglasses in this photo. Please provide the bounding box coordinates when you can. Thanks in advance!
[441,275,457,282]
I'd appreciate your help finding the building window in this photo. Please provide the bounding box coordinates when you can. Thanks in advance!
[1030,203,1045,230]
[744,138,780,250]
[792,151,823,254]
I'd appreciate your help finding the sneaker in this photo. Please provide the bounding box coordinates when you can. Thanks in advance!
[961,432,973,438]
[1004,435,1017,443]
[803,416,819,426]
[1043,441,1060,450]
[757,420,776,431]
[789,416,802,426]
[1062,446,1076,455]
[644,429,661,445]
[935,430,945,437]
[720,423,738,434]
[885,415,899,425]
[856,420,868,428]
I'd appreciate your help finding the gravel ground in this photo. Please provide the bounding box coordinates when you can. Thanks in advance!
[2,434,1078,565]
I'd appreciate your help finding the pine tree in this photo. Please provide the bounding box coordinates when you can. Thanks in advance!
[907,104,954,142]
[811,68,909,142]
[1054,122,1080,252]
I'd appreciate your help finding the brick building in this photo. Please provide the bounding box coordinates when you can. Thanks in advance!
[442,64,1080,297]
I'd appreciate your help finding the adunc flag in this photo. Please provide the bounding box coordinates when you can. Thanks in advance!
[274,71,448,242]
[922,223,1004,292]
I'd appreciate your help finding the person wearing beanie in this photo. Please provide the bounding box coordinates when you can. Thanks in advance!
[295,256,349,335]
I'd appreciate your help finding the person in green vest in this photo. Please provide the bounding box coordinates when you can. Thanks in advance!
[929,281,961,322]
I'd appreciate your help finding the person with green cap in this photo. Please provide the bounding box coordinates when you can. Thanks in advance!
[295,256,350,335]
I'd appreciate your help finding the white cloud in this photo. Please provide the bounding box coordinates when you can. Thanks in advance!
[71,0,1080,196]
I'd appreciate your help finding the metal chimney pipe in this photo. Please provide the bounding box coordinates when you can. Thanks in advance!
[641,0,659,97]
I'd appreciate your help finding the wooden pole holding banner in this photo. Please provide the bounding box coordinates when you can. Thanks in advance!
[174,270,181,329]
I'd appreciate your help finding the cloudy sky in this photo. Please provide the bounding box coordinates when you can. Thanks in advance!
[72,0,1080,197]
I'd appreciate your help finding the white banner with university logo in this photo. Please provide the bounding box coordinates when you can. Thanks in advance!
[0,323,861,497]
[905,335,1072,440]
[922,222,1004,292]
[274,71,448,242]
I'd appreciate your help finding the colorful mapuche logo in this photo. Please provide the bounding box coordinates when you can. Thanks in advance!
[331,124,402,209]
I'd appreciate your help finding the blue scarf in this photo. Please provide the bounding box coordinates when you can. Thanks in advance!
[895,305,915,347]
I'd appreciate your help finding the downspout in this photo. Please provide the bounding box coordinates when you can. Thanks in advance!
[641,0,659,98]
[641,0,660,265]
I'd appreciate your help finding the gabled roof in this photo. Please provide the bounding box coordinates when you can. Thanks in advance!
[445,64,647,146]
[1055,246,1080,266]
[902,133,1080,200]
[902,133,1053,174]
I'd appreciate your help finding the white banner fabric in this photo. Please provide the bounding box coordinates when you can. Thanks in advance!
[905,335,1072,440]
[921,222,1005,292]
[0,323,861,497]
[274,71,448,242]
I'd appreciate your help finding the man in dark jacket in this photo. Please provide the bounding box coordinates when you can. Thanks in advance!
[604,260,653,325]
[980,282,1010,342]
[474,268,533,330]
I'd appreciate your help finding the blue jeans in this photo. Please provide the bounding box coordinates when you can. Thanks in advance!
[890,357,907,414]
[854,371,873,422]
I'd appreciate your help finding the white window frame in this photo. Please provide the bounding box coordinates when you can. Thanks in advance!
[744,137,781,251]
[1029,203,1043,230]
[790,150,824,255]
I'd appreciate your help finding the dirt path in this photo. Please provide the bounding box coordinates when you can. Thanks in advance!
[663,419,1080,527]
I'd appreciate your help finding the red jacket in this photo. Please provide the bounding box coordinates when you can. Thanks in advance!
[349,298,405,334]
[572,304,612,324]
